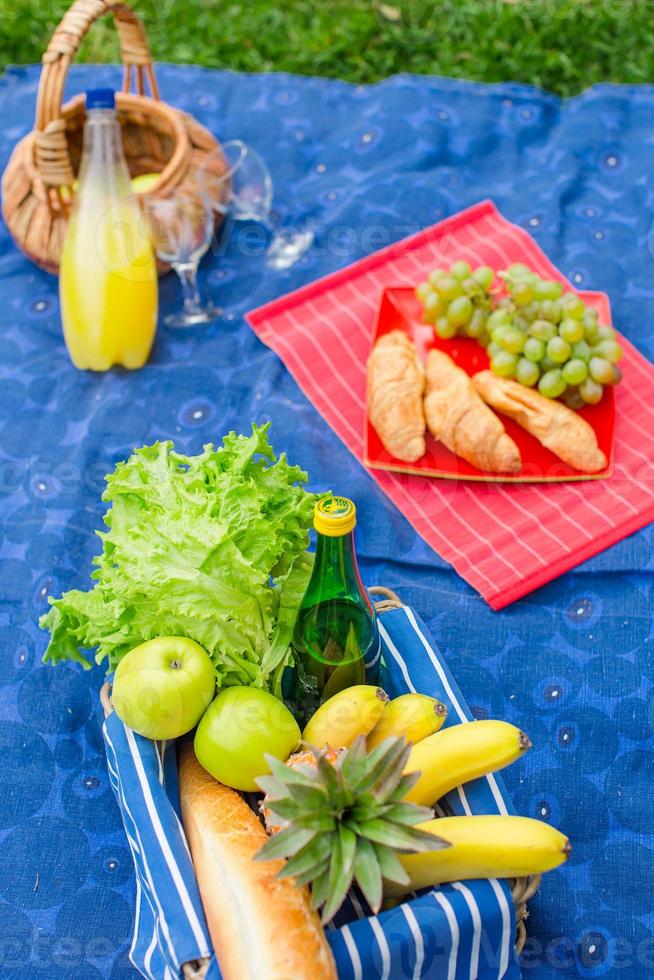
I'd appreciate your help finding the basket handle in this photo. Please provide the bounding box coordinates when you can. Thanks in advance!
[34,0,160,189]
[36,0,159,132]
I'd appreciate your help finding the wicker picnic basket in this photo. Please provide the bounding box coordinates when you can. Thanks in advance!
[100,586,539,976]
[1,0,228,274]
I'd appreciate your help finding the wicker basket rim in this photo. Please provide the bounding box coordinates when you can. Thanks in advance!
[22,89,189,195]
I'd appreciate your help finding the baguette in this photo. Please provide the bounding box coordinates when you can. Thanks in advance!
[367,330,426,462]
[424,349,522,472]
[472,370,607,473]
[178,742,337,980]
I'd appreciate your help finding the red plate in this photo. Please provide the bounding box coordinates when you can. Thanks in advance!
[365,287,616,483]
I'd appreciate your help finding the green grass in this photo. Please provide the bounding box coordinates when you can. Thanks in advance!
[2,0,653,97]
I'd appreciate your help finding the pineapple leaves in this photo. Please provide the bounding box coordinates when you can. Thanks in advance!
[373,842,411,886]
[320,834,344,919]
[389,770,421,801]
[254,824,315,862]
[264,753,314,788]
[353,836,383,913]
[276,833,333,881]
[338,736,369,787]
[310,864,332,911]
[357,817,449,853]
[381,802,436,826]
[258,735,451,924]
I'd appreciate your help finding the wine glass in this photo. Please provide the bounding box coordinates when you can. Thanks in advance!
[200,140,314,271]
[144,190,219,328]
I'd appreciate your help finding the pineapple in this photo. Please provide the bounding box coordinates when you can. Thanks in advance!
[255,736,450,923]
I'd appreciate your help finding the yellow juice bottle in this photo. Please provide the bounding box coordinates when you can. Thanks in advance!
[59,88,157,371]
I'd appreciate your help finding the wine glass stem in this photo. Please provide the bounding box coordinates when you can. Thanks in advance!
[174,262,203,313]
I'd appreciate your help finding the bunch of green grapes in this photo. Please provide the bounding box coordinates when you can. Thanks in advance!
[415,261,495,346]
[487,263,623,405]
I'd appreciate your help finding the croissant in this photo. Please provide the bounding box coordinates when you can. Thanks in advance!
[424,350,521,473]
[472,371,607,473]
[367,330,426,462]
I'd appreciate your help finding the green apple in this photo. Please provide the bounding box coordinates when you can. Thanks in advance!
[112,636,215,739]
[194,686,301,791]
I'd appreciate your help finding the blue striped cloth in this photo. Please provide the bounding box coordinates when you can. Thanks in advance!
[103,604,521,980]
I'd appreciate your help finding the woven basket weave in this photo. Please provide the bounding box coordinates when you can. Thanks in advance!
[100,586,540,968]
[1,0,228,274]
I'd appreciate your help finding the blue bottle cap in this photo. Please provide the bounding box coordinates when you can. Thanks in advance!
[86,88,115,110]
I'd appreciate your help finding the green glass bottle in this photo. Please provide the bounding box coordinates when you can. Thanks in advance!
[290,496,380,725]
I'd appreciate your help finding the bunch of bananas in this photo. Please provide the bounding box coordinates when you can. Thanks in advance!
[295,684,569,896]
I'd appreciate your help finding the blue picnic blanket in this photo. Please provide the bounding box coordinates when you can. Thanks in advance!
[0,63,653,980]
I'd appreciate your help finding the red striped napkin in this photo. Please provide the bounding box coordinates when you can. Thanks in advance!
[246,201,654,608]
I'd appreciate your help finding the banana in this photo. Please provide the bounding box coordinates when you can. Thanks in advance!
[385,815,571,896]
[302,685,389,749]
[367,693,447,751]
[403,720,531,806]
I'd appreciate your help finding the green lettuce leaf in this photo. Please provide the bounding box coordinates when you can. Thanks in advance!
[40,423,319,690]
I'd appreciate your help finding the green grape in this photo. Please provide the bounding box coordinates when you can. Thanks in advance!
[436,276,463,300]
[585,306,599,321]
[498,297,515,311]
[515,358,540,387]
[560,293,585,320]
[579,378,604,404]
[513,281,534,306]
[523,337,546,362]
[435,316,458,339]
[501,327,526,354]
[596,324,617,342]
[563,387,585,411]
[562,358,588,386]
[540,355,558,372]
[583,320,600,343]
[491,351,519,378]
[594,339,623,364]
[559,318,584,344]
[473,266,494,290]
[538,369,566,399]
[513,316,529,332]
[428,268,446,288]
[528,319,557,341]
[491,324,511,345]
[572,339,592,362]
[520,302,540,322]
[609,364,623,385]
[507,263,532,278]
[462,277,479,294]
[533,280,563,301]
[464,309,487,338]
[589,356,615,384]
[487,341,502,359]
[422,291,445,323]
[415,282,432,302]
[487,309,512,330]
[450,260,472,281]
[539,299,562,323]
[478,331,491,348]
[546,336,572,364]
[447,295,473,326]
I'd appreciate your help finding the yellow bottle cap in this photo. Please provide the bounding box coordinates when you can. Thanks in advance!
[314,496,356,536]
